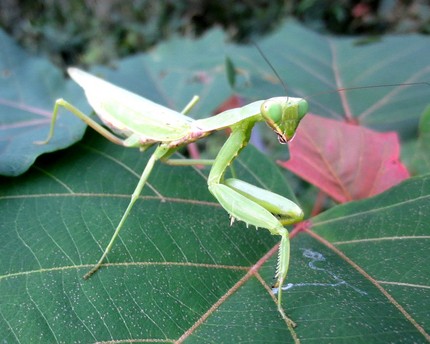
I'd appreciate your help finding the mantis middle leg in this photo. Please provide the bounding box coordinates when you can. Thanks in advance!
[83,144,171,279]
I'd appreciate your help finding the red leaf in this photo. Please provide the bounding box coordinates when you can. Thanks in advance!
[279,114,410,203]
[214,95,245,113]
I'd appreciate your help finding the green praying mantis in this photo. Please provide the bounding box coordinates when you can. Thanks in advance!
[37,66,308,319]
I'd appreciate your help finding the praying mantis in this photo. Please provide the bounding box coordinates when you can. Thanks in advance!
[37,66,308,319]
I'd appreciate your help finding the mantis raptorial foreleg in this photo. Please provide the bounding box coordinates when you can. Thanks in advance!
[206,122,304,312]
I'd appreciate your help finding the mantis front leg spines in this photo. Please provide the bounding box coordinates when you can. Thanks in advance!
[37,67,307,318]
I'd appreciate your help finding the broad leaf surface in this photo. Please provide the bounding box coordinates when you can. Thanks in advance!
[1,132,429,342]
[0,132,430,342]
[0,29,88,176]
[1,20,430,343]
[280,114,410,203]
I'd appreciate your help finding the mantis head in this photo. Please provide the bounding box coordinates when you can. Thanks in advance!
[260,97,308,143]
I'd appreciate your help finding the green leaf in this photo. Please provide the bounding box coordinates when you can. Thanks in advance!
[0,29,88,177]
[2,132,430,342]
[88,28,232,119]
[295,174,430,342]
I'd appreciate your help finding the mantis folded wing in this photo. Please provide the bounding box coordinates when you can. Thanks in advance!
[38,67,308,322]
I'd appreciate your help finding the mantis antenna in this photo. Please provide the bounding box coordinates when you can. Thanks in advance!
[253,41,430,100]
[253,41,289,96]
[304,82,430,100]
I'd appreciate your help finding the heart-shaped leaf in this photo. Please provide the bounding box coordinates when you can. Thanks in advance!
[1,132,429,342]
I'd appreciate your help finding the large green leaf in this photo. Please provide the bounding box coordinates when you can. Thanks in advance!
[1,131,429,342]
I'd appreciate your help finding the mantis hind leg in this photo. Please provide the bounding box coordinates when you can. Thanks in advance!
[35,99,125,146]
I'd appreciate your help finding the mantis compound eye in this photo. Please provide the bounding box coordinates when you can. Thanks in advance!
[297,99,309,119]
[261,100,282,124]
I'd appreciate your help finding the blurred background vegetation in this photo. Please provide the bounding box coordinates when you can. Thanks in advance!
[1,0,429,68]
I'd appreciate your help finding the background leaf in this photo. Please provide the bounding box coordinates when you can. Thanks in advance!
[1,20,430,343]
[280,114,410,203]
[2,21,430,176]
[0,29,88,177]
